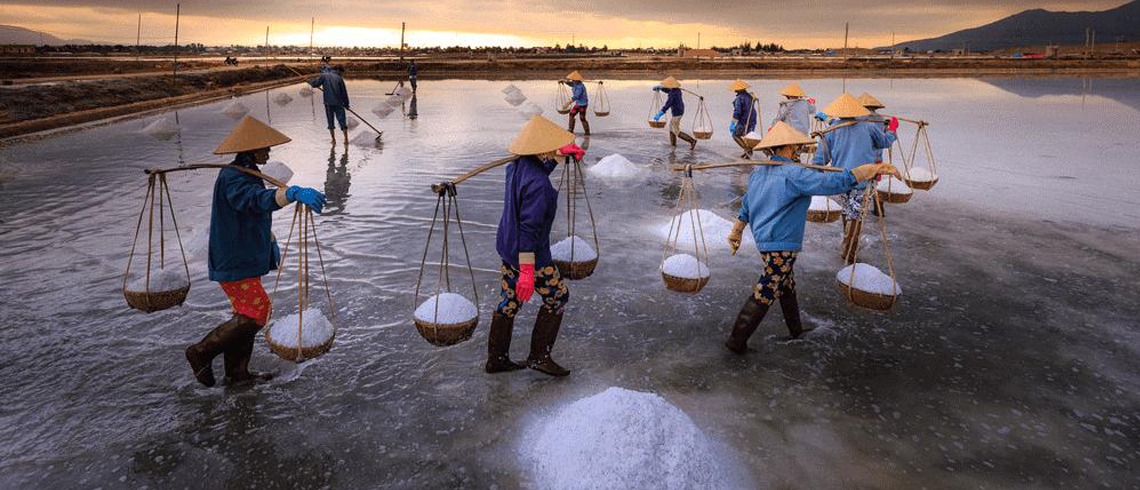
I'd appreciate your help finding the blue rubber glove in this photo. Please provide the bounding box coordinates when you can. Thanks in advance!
[286,186,327,213]
[729,120,738,133]
[653,111,665,121]
[814,111,829,121]
[652,85,663,92]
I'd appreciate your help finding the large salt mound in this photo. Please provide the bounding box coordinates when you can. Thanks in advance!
[267,308,335,348]
[662,254,709,279]
[127,267,187,292]
[414,292,478,325]
[141,117,180,140]
[504,91,528,107]
[221,100,249,117]
[260,161,293,186]
[522,387,733,490]
[876,176,912,195]
[519,101,544,118]
[837,263,901,295]
[906,167,937,182]
[272,92,294,106]
[551,236,597,262]
[660,209,752,251]
[588,154,642,179]
[809,195,840,211]
[298,86,314,97]
[501,84,521,95]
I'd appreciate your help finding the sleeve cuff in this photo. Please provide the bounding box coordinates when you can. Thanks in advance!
[274,187,290,207]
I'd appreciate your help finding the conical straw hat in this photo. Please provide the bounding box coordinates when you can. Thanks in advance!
[565,70,584,81]
[730,79,750,91]
[779,82,806,98]
[822,93,871,118]
[661,76,681,89]
[754,121,815,150]
[213,115,291,154]
[508,115,576,155]
[858,92,885,109]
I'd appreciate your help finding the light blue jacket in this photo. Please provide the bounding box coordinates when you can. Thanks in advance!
[773,98,815,135]
[811,118,896,189]
[570,81,588,107]
[738,156,858,252]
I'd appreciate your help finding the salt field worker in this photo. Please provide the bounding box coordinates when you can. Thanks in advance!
[771,82,816,134]
[185,116,327,387]
[652,76,697,150]
[724,122,900,353]
[309,64,351,144]
[729,80,758,159]
[811,93,898,263]
[560,70,590,135]
[408,60,418,92]
[489,115,585,377]
[858,92,889,162]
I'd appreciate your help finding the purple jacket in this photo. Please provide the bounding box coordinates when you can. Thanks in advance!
[496,155,559,268]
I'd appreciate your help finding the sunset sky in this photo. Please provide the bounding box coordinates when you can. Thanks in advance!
[2,1,1127,49]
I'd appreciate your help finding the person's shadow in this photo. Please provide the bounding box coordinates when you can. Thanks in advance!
[324,144,352,215]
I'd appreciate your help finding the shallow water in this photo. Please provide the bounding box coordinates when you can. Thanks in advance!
[1,77,1139,488]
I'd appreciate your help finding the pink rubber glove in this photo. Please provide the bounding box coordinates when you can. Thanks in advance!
[558,143,585,162]
[516,263,535,302]
[887,116,899,133]
[808,97,816,105]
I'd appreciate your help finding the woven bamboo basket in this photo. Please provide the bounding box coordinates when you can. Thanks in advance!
[557,108,571,115]
[595,111,610,117]
[742,136,762,147]
[648,120,666,129]
[837,282,897,311]
[414,316,479,347]
[876,188,913,204]
[123,285,190,313]
[693,131,713,140]
[806,208,842,223]
[555,258,597,280]
[265,328,336,362]
[662,272,709,293]
[904,176,939,191]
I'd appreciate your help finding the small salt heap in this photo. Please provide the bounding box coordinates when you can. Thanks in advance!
[743,130,763,142]
[837,263,901,295]
[394,86,413,100]
[588,154,642,179]
[350,130,382,146]
[809,195,839,212]
[660,209,751,251]
[141,117,180,140]
[906,167,937,183]
[385,95,404,107]
[267,308,335,350]
[260,161,293,186]
[519,101,544,118]
[372,104,395,118]
[662,254,709,279]
[414,292,478,325]
[221,100,249,117]
[345,116,360,129]
[501,84,522,95]
[876,176,913,196]
[272,93,294,106]
[127,267,188,292]
[551,236,597,262]
[504,91,528,107]
[298,86,314,97]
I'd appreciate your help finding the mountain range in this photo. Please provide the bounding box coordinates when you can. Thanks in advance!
[0,25,94,45]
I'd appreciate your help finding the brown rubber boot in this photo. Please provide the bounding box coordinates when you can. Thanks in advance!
[581,118,590,135]
[841,220,863,264]
[679,132,697,150]
[724,296,770,354]
[485,312,525,373]
[669,132,678,147]
[186,315,248,387]
[527,308,570,377]
[223,314,273,385]
[778,290,813,339]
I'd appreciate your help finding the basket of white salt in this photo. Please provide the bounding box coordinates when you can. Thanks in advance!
[413,292,479,346]
[903,167,938,191]
[124,267,190,313]
[265,307,335,362]
[836,263,901,311]
[551,236,598,280]
[806,195,842,223]
[691,97,714,140]
[742,131,763,148]
[592,82,611,117]
[551,157,601,280]
[661,253,710,293]
[556,82,572,115]
[647,90,666,128]
[661,168,712,293]
[124,172,192,313]
[875,175,913,204]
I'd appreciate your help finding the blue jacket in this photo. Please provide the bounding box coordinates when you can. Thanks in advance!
[309,72,350,107]
[659,88,684,116]
[570,81,588,107]
[811,119,896,189]
[408,63,418,77]
[496,156,559,268]
[208,158,283,282]
[732,91,757,134]
[738,156,858,252]
[773,98,815,134]
[857,112,889,162]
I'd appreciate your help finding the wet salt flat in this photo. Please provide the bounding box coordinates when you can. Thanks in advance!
[0,77,1138,488]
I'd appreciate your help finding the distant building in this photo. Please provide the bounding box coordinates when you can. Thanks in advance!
[678,47,722,58]
[1,45,36,55]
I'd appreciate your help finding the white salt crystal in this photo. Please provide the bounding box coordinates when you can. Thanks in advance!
[414,292,478,325]
[267,308,335,348]
[551,236,597,262]
[744,131,763,141]
[906,167,937,182]
[260,161,293,186]
[350,130,381,146]
[141,117,179,140]
[501,84,521,95]
[837,263,902,295]
[126,267,187,292]
[504,91,528,107]
[519,101,544,118]
[345,116,360,129]
[876,176,913,194]
[371,104,395,118]
[272,93,293,106]
[298,86,314,97]
[588,154,643,179]
[221,100,249,117]
[662,254,710,279]
[659,209,751,251]
[809,195,839,211]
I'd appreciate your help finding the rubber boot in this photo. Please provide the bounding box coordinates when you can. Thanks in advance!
[185,315,248,387]
[485,312,525,373]
[568,115,576,133]
[527,308,570,377]
[581,118,590,136]
[779,290,812,339]
[724,296,770,354]
[669,132,678,147]
[679,132,697,150]
[223,314,273,385]
[841,219,863,264]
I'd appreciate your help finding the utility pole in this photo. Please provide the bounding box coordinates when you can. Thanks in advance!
[173,3,180,76]
[136,13,141,61]
[843,22,849,61]
[1090,30,1096,58]
[890,31,895,61]
[400,21,406,60]
[265,25,270,57]
[697,32,701,50]
[309,17,314,57]
[1085,27,1091,59]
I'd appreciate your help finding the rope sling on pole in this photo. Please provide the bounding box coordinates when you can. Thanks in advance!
[647,90,666,128]
[267,203,338,362]
[661,164,711,293]
[552,156,600,280]
[412,182,481,347]
[901,121,939,190]
[555,82,572,115]
[123,172,191,312]
[691,96,714,140]
[592,81,611,117]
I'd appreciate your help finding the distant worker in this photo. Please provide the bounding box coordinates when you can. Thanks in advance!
[408,60,418,92]
[857,92,889,161]
[319,55,332,72]
[724,122,900,353]
[729,80,758,159]
[771,82,816,135]
[810,93,898,263]
[560,70,590,135]
[651,76,697,150]
[309,65,351,144]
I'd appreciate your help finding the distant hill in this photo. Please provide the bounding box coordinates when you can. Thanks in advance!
[0,24,94,45]
[894,0,1140,52]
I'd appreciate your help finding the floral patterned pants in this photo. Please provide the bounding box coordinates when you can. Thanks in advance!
[219,277,272,326]
[495,262,569,317]
[752,251,798,306]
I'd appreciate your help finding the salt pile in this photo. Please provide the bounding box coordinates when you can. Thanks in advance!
[260,161,293,185]
[126,267,187,292]
[662,254,709,279]
[345,116,360,129]
[504,91,528,107]
[298,86,314,97]
[519,101,544,118]
[906,167,937,182]
[350,130,382,146]
[550,236,597,262]
[809,195,839,211]
[522,387,731,490]
[267,308,335,349]
[837,263,901,295]
[660,209,751,251]
[371,104,395,118]
[743,131,763,141]
[588,154,643,179]
[414,292,478,325]
[394,86,413,100]
[385,95,404,107]
[501,84,521,95]
[876,176,913,195]
[272,93,293,106]
[221,100,249,117]
[141,117,179,140]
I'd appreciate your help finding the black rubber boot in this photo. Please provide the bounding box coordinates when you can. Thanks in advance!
[581,118,590,136]
[669,132,678,147]
[568,115,576,133]
[485,312,525,373]
[724,297,770,354]
[186,315,248,387]
[223,314,273,385]
[679,132,697,150]
[779,290,812,339]
[527,308,570,377]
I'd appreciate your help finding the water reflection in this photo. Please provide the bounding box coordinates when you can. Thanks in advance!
[324,144,352,215]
